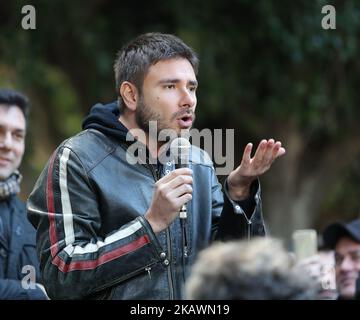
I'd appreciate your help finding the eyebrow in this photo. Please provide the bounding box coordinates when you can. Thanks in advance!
[14,129,26,134]
[335,249,360,256]
[157,78,198,86]
[0,125,26,133]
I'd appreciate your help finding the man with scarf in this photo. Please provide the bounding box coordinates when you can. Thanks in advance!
[0,88,47,299]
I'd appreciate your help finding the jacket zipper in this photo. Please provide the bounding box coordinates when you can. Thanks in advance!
[147,164,175,300]
[145,266,152,279]
[240,207,252,240]
[181,218,188,284]
[166,228,175,300]
[181,218,188,258]
[247,220,252,240]
[93,261,157,293]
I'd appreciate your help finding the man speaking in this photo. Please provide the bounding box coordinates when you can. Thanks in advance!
[27,33,285,299]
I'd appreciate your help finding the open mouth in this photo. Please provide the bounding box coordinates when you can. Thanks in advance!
[177,115,193,128]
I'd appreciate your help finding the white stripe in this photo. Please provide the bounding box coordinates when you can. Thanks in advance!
[28,204,143,257]
[59,148,75,245]
[59,147,144,257]
[63,221,143,256]
[27,206,53,215]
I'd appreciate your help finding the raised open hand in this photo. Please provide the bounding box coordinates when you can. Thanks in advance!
[227,139,286,201]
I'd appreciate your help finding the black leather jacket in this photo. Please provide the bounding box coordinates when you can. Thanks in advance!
[27,102,265,300]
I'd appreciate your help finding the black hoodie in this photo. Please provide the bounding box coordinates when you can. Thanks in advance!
[82,101,128,142]
[83,101,163,165]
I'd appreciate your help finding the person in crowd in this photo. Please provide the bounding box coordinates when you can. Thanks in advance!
[186,237,317,299]
[323,218,360,299]
[27,33,285,299]
[0,88,47,299]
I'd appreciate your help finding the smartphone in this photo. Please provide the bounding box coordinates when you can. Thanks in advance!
[292,229,318,261]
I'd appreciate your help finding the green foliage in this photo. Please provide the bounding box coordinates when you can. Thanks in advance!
[321,153,360,218]
[2,0,359,137]
[1,0,359,216]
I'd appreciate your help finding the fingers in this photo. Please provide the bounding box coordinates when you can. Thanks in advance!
[271,141,281,159]
[157,168,192,184]
[277,147,286,158]
[262,139,275,164]
[241,143,253,165]
[168,183,193,199]
[174,193,193,208]
[155,168,193,204]
[162,171,193,190]
[146,168,193,233]
[250,139,285,169]
[253,139,267,164]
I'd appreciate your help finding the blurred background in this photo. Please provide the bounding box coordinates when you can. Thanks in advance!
[1,0,359,245]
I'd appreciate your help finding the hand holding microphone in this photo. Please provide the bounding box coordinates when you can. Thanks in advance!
[170,137,191,219]
[144,137,192,234]
[170,138,191,261]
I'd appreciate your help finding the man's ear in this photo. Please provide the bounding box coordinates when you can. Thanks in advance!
[120,81,138,112]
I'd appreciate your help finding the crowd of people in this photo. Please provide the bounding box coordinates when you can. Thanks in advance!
[1,33,359,300]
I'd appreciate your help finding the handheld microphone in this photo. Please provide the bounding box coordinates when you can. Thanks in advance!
[170,137,191,219]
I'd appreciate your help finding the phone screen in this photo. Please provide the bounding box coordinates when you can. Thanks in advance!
[292,229,318,261]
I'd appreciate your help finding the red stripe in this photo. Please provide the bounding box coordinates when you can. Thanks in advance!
[52,234,150,273]
[47,151,58,257]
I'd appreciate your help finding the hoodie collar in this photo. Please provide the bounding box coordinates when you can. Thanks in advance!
[82,101,129,142]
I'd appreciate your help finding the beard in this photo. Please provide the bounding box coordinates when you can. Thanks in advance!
[135,96,195,136]
[135,96,169,134]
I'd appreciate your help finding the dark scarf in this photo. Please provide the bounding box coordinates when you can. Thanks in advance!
[0,170,22,200]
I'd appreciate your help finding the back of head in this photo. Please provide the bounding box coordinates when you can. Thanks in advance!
[186,237,316,300]
[113,33,199,109]
[0,88,29,122]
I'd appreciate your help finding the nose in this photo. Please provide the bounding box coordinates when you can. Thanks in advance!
[0,132,12,150]
[339,255,356,272]
[180,88,196,109]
